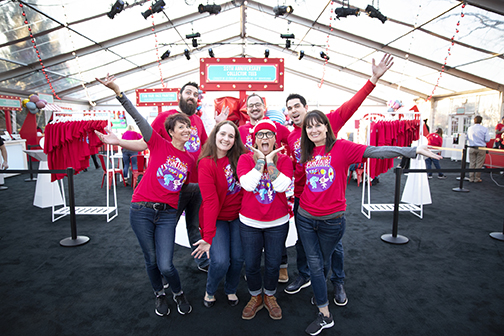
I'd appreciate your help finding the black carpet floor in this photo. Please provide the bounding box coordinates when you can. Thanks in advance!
[0,158,503,336]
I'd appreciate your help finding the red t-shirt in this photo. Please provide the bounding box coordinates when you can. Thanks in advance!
[300,140,367,216]
[198,156,243,244]
[131,130,195,209]
[426,132,443,147]
[150,109,208,183]
[495,123,504,142]
[237,152,293,222]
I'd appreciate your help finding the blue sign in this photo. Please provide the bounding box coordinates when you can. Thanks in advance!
[138,92,178,103]
[207,64,277,82]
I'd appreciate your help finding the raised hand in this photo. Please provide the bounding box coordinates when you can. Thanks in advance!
[94,126,120,146]
[96,73,121,96]
[191,239,211,259]
[265,146,284,162]
[246,144,266,161]
[215,105,230,124]
[370,53,394,84]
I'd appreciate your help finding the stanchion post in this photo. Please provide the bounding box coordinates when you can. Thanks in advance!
[489,217,504,241]
[453,145,470,192]
[60,167,90,247]
[24,145,37,182]
[381,167,409,244]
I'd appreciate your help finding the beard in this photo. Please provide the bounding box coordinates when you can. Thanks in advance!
[179,97,197,116]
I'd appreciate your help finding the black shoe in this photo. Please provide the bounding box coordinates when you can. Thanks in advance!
[203,299,215,308]
[173,292,192,315]
[438,175,447,180]
[333,283,348,306]
[155,294,170,316]
[198,264,209,273]
[227,295,239,307]
[305,312,334,335]
[285,276,311,295]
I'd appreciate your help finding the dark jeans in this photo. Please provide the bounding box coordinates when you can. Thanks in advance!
[130,202,181,294]
[297,212,346,308]
[425,158,443,177]
[206,219,244,296]
[122,150,138,178]
[177,183,209,268]
[239,221,289,296]
[292,198,345,285]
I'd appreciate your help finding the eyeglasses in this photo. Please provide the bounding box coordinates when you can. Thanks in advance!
[247,102,263,109]
[255,131,275,139]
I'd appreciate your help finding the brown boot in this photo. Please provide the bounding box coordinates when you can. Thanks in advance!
[264,295,282,320]
[242,294,264,320]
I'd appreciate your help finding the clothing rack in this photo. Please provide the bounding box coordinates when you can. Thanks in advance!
[51,111,118,222]
[360,111,425,219]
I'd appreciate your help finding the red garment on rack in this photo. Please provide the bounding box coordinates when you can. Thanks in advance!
[44,120,107,181]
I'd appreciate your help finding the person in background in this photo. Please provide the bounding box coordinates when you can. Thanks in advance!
[192,120,247,308]
[283,53,394,305]
[0,137,8,191]
[93,80,210,272]
[467,115,490,183]
[425,128,447,179]
[96,74,195,317]
[121,124,143,185]
[493,116,504,149]
[237,119,293,321]
[298,110,442,336]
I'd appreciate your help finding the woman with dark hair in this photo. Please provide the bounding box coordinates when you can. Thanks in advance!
[236,119,293,321]
[95,74,195,318]
[192,120,247,308]
[298,110,442,336]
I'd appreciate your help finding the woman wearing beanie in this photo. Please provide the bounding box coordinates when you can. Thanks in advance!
[237,119,293,321]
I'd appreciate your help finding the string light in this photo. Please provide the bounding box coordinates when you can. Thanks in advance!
[62,5,96,106]
[426,3,466,102]
[319,1,334,88]
[18,3,61,100]
[149,1,166,88]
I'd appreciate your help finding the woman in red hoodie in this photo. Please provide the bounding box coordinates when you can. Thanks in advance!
[237,119,293,321]
[192,120,247,308]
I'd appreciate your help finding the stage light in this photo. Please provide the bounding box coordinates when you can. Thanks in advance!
[186,32,201,48]
[184,49,191,60]
[285,40,291,49]
[280,34,295,39]
[108,0,125,19]
[335,7,359,19]
[320,51,330,61]
[264,49,270,58]
[365,5,387,23]
[273,5,293,17]
[198,4,221,15]
[298,50,304,60]
[208,48,215,57]
[141,0,165,19]
[161,49,170,60]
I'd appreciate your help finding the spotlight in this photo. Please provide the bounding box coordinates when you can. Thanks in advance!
[285,40,291,49]
[198,4,221,15]
[280,34,295,39]
[108,0,125,19]
[264,49,270,58]
[142,0,165,19]
[184,49,191,60]
[298,50,304,60]
[335,7,359,19]
[365,5,387,23]
[161,49,170,60]
[273,5,293,17]
[208,48,215,57]
[192,39,198,48]
[320,51,330,61]
[186,32,201,48]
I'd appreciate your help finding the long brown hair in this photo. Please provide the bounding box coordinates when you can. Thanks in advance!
[300,110,337,164]
[199,120,246,181]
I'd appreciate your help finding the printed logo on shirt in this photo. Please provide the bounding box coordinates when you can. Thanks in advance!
[253,172,275,204]
[184,126,201,153]
[156,156,188,192]
[306,154,334,192]
[245,134,253,150]
[224,163,241,195]
[293,137,301,163]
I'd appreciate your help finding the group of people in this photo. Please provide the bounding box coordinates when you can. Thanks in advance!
[95,53,444,335]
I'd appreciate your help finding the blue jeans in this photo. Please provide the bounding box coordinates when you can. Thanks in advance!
[130,202,181,294]
[297,212,346,308]
[176,183,209,268]
[206,219,244,296]
[239,221,289,296]
[425,158,443,177]
[293,197,345,284]
[122,150,138,178]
